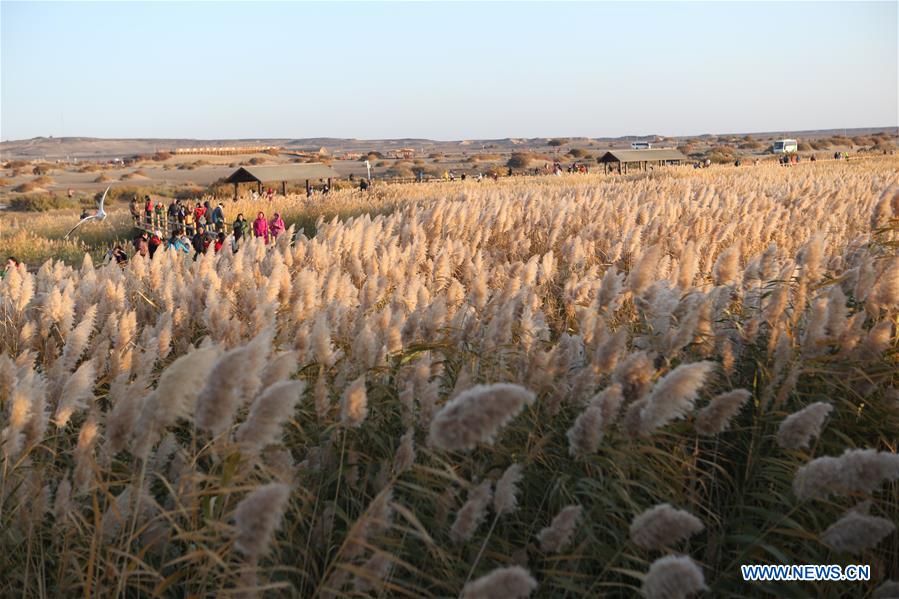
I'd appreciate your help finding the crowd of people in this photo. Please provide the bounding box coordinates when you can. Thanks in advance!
[113,195,290,264]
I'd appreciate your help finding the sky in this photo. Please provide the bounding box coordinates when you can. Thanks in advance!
[1,1,896,141]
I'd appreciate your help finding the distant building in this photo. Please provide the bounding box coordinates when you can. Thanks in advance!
[390,148,416,159]
[170,146,281,156]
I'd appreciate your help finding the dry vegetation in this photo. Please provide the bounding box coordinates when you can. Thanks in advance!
[0,160,898,598]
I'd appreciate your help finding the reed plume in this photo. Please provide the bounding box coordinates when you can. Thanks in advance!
[462,566,537,599]
[630,504,704,550]
[429,383,535,451]
[234,482,292,558]
[537,504,582,553]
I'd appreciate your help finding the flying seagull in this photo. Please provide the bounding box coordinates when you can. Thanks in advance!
[65,187,109,239]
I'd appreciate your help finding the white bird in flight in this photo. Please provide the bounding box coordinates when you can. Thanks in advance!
[65,187,109,239]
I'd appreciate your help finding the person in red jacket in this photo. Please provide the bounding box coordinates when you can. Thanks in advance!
[214,232,226,253]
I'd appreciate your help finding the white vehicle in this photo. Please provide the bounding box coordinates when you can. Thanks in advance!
[631,141,652,150]
[772,139,798,153]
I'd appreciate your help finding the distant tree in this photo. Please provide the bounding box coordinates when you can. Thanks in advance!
[506,153,532,169]
[547,138,568,147]
[568,148,591,158]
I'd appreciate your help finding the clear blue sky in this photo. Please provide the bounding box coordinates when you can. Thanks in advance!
[1,1,896,141]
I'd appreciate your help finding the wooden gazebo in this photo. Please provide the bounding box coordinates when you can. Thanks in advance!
[225,163,341,198]
[597,149,687,174]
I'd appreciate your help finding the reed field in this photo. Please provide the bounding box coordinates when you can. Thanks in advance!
[1,159,897,598]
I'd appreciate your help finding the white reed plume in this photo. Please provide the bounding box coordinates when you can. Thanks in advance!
[234,482,292,558]
[392,428,416,475]
[641,554,707,599]
[637,361,716,435]
[235,380,305,453]
[793,448,899,501]
[104,374,144,455]
[537,504,582,553]
[462,566,537,599]
[589,383,625,425]
[567,404,604,456]
[53,361,96,427]
[2,374,35,459]
[629,244,662,296]
[676,240,699,290]
[451,480,492,543]
[821,503,896,554]
[311,313,342,367]
[194,344,260,436]
[352,551,394,593]
[695,389,751,435]
[135,345,221,454]
[58,304,97,373]
[612,351,655,401]
[73,415,100,493]
[712,245,740,286]
[873,580,899,599]
[630,504,704,550]
[340,375,368,428]
[494,463,524,516]
[776,402,833,450]
[429,383,536,451]
[260,350,300,391]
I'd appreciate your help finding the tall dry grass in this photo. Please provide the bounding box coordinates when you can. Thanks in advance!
[0,159,897,598]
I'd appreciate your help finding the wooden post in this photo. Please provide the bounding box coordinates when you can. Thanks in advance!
[327,177,332,191]
[257,181,262,194]
[306,179,310,194]
[233,182,238,201]
[282,181,286,196]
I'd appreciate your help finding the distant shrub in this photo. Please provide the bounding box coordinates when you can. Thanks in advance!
[366,152,384,160]
[810,139,830,150]
[94,174,113,183]
[738,140,763,150]
[78,164,103,173]
[797,142,812,152]
[568,148,591,158]
[873,139,896,152]
[375,161,387,167]
[8,193,79,211]
[247,158,265,166]
[264,148,281,156]
[547,138,568,147]
[153,151,172,161]
[4,160,28,169]
[386,165,414,179]
[852,136,874,147]
[13,183,38,195]
[32,164,51,175]
[705,145,738,164]
[32,175,54,186]
[507,153,532,169]
[428,152,444,160]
